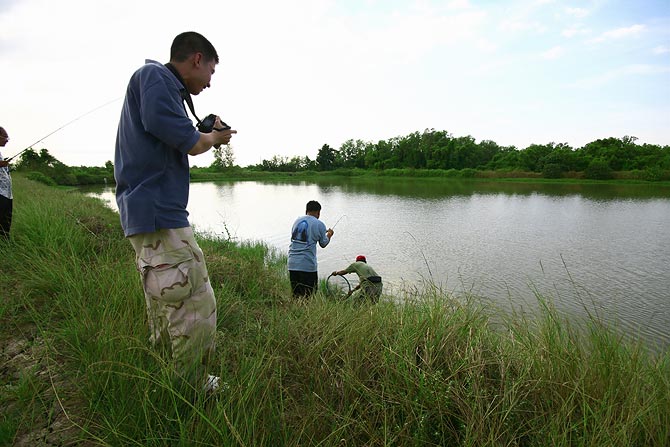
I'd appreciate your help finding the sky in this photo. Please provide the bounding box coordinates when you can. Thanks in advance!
[1,0,669,168]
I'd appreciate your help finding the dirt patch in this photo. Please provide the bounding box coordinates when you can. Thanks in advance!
[1,329,93,446]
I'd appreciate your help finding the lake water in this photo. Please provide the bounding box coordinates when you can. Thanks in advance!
[86,178,670,353]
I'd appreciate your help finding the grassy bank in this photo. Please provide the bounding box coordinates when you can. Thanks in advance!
[1,175,669,446]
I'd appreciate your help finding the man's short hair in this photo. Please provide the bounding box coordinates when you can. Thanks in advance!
[170,31,219,64]
[306,200,321,213]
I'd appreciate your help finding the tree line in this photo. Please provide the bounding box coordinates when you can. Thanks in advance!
[11,148,114,186]
[10,145,235,187]
[10,143,236,186]
[10,131,670,186]
[250,130,670,180]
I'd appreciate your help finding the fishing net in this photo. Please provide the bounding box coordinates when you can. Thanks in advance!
[325,274,351,299]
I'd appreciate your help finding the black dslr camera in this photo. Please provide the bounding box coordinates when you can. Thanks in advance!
[197,114,231,133]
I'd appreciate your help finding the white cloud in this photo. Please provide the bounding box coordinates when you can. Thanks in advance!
[603,24,646,39]
[653,45,670,55]
[565,7,589,19]
[541,45,564,59]
[446,0,470,10]
[562,25,591,38]
[590,24,646,43]
[570,64,670,88]
[475,37,498,53]
[499,18,547,33]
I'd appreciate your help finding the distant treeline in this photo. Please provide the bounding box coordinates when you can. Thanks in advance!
[12,148,114,186]
[12,131,670,186]
[250,130,670,180]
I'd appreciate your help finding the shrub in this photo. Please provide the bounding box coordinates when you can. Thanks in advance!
[25,171,57,186]
[542,163,564,179]
[585,158,613,180]
[75,173,99,185]
[643,167,664,182]
[331,168,355,177]
[459,168,477,178]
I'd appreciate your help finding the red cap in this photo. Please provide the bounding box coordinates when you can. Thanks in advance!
[356,255,366,262]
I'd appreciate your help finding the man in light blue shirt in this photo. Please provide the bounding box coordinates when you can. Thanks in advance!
[288,200,334,297]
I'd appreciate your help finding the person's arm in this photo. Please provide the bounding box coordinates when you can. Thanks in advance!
[332,263,355,276]
[318,223,333,248]
[347,284,360,297]
[0,160,9,168]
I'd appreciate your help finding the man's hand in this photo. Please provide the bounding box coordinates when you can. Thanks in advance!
[189,126,237,156]
[326,228,334,238]
[215,128,237,147]
[212,116,236,148]
[0,160,9,168]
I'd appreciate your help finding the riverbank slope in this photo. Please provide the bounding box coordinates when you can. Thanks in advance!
[1,175,668,446]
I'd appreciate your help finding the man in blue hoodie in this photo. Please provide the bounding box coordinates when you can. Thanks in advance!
[288,200,334,298]
[114,31,236,393]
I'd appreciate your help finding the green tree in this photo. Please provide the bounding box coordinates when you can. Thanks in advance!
[15,148,61,171]
[14,148,77,184]
[316,144,336,171]
[486,145,519,170]
[539,143,579,174]
[470,139,499,169]
[285,156,312,171]
[14,148,41,171]
[581,136,639,171]
[518,143,555,172]
[338,139,369,168]
[252,130,668,175]
[449,136,477,169]
[421,129,453,169]
[585,158,613,180]
[260,155,287,172]
[211,144,235,170]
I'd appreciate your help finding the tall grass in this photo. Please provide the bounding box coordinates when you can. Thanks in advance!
[1,175,668,446]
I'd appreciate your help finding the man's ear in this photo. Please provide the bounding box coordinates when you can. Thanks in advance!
[192,52,203,67]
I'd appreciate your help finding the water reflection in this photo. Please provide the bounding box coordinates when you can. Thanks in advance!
[248,177,670,200]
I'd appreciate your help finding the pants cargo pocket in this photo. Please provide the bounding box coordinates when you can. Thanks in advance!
[139,246,202,304]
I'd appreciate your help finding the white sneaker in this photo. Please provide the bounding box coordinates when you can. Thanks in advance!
[203,374,220,393]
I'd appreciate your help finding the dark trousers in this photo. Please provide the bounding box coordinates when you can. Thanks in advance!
[0,195,12,239]
[289,270,318,298]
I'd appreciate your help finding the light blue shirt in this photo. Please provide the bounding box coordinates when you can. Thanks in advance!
[288,214,330,272]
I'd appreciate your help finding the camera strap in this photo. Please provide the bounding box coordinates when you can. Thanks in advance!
[164,63,205,127]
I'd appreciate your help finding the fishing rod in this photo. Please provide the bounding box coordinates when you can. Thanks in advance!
[4,97,121,162]
[331,214,347,230]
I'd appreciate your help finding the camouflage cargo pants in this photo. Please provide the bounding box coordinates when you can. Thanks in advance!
[129,227,216,382]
